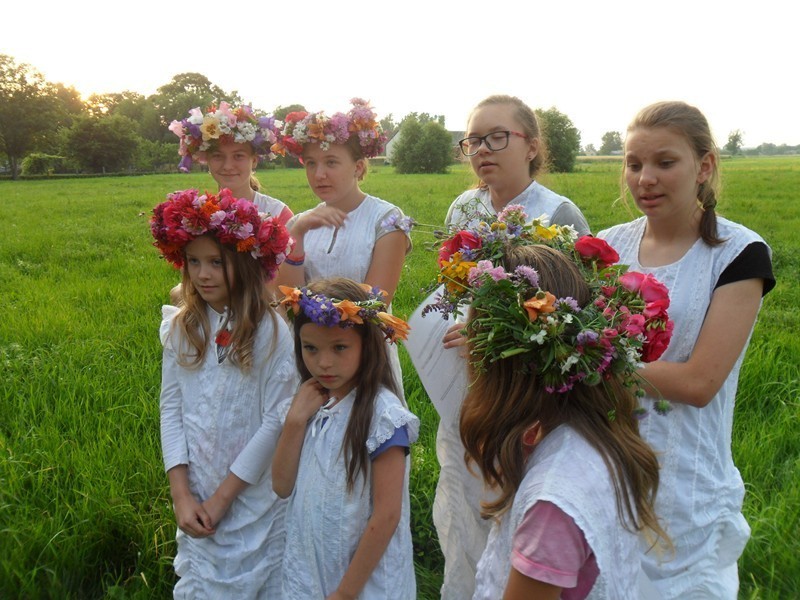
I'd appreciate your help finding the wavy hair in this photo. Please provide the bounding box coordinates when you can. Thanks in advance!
[460,245,668,546]
[292,277,398,492]
[174,234,276,372]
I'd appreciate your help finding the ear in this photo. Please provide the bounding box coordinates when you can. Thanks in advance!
[354,158,367,180]
[527,137,539,162]
[251,154,259,171]
[696,151,715,185]
[521,422,542,447]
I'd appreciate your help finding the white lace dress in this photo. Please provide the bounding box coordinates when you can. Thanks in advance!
[599,216,770,598]
[279,386,420,599]
[253,191,289,222]
[159,305,299,599]
[291,195,411,395]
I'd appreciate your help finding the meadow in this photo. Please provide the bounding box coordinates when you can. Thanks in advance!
[1,157,798,599]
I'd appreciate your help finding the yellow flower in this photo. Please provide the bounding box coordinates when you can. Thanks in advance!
[535,224,559,240]
[438,252,477,293]
[200,116,222,141]
[523,291,557,321]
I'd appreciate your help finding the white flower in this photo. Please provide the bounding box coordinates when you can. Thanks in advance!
[529,330,547,344]
[560,353,580,374]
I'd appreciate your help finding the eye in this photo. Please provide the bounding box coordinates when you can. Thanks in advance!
[659,159,675,168]
[334,344,348,352]
[626,162,641,172]
[488,132,508,143]
[302,344,317,353]
[212,258,223,267]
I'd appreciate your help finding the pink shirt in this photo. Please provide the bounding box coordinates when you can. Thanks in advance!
[511,500,599,599]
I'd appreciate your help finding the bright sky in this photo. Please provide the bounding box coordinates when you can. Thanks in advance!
[4,0,797,148]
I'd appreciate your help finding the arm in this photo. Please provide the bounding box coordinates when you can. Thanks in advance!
[503,567,561,600]
[202,471,249,527]
[638,278,763,407]
[328,446,406,600]
[364,230,408,305]
[167,465,215,537]
[272,379,329,498]
[276,205,348,289]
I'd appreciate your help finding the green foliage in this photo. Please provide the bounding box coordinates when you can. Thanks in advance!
[393,117,453,174]
[20,153,68,175]
[535,107,581,173]
[599,130,623,155]
[135,139,179,173]
[63,114,142,173]
[725,129,744,155]
[1,151,798,600]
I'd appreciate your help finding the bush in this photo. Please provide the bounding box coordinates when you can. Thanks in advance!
[21,153,69,175]
[393,118,453,174]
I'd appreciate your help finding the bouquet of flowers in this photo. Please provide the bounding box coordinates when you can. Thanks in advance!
[150,188,292,281]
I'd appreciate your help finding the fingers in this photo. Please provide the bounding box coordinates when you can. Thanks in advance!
[442,323,467,349]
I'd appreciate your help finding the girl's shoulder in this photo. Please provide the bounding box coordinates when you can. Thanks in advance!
[366,387,420,453]
[253,191,286,214]
[716,216,770,250]
[597,216,646,240]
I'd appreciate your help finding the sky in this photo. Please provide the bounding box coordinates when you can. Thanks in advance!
[4,0,797,148]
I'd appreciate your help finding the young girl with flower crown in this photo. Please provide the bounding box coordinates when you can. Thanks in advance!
[598,101,775,598]
[446,242,672,599]
[151,188,297,598]
[272,277,419,600]
[168,103,293,303]
[272,99,411,393]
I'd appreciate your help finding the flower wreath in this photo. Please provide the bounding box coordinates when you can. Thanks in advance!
[424,202,674,408]
[270,98,387,159]
[150,188,292,281]
[168,102,281,172]
[278,285,410,344]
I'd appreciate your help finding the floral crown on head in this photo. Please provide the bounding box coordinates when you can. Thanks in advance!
[150,188,292,281]
[424,202,673,410]
[168,102,281,172]
[278,285,410,344]
[271,98,386,159]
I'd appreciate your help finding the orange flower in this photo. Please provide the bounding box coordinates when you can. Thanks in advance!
[377,312,410,342]
[523,291,557,321]
[334,300,364,324]
[278,285,302,314]
[236,237,257,252]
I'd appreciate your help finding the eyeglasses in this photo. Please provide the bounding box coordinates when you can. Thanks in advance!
[458,130,528,156]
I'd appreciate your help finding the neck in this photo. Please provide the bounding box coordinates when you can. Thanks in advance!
[488,177,533,211]
[226,184,256,202]
[331,187,366,213]
[644,204,703,243]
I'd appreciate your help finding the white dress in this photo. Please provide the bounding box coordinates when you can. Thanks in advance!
[436,180,592,599]
[473,426,641,599]
[279,387,420,599]
[160,305,299,599]
[253,190,287,219]
[292,195,412,395]
[599,216,770,599]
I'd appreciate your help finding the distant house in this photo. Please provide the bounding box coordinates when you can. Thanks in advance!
[384,130,466,164]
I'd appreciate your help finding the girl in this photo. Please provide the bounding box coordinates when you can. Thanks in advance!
[151,188,297,598]
[272,98,410,392]
[459,244,670,599]
[436,94,592,599]
[598,101,775,598]
[272,277,419,599]
[169,103,293,303]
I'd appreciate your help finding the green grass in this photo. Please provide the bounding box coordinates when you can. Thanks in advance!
[1,158,798,598]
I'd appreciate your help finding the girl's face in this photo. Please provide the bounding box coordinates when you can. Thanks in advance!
[465,103,537,187]
[624,126,713,222]
[207,141,257,193]
[302,143,365,207]
[185,236,233,313]
[299,323,362,400]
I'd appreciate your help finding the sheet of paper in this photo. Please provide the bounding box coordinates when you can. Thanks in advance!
[405,285,468,424]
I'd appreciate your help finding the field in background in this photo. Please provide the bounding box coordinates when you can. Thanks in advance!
[1,157,797,598]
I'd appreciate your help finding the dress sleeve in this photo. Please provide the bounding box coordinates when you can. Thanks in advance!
[511,500,598,590]
[376,206,413,254]
[366,391,420,454]
[550,202,592,237]
[159,346,189,472]
[715,241,775,296]
[369,425,410,460]
[229,348,300,484]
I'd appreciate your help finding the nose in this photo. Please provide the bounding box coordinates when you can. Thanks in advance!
[638,164,657,186]
[317,350,333,369]
[197,261,212,279]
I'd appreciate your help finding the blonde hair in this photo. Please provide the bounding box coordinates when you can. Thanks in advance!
[174,235,276,372]
[625,101,723,245]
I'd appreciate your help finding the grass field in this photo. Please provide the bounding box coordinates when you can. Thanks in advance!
[1,157,798,598]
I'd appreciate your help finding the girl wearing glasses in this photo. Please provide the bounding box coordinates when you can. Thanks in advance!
[435,94,591,599]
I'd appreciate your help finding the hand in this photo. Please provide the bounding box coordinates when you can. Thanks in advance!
[296,204,348,234]
[442,322,468,354]
[201,492,233,529]
[172,492,215,538]
[285,379,330,425]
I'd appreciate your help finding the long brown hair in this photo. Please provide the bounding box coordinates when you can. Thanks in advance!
[174,234,276,372]
[460,245,667,545]
[292,278,398,492]
[625,100,723,245]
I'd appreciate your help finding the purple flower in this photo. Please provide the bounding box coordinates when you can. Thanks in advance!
[577,330,600,345]
[555,297,580,312]
[299,293,341,327]
[513,265,539,288]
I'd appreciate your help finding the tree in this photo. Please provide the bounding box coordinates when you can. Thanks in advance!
[392,116,453,174]
[63,114,141,173]
[0,55,63,178]
[583,143,597,156]
[724,130,743,155]
[599,131,623,155]
[380,113,397,138]
[535,107,580,173]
